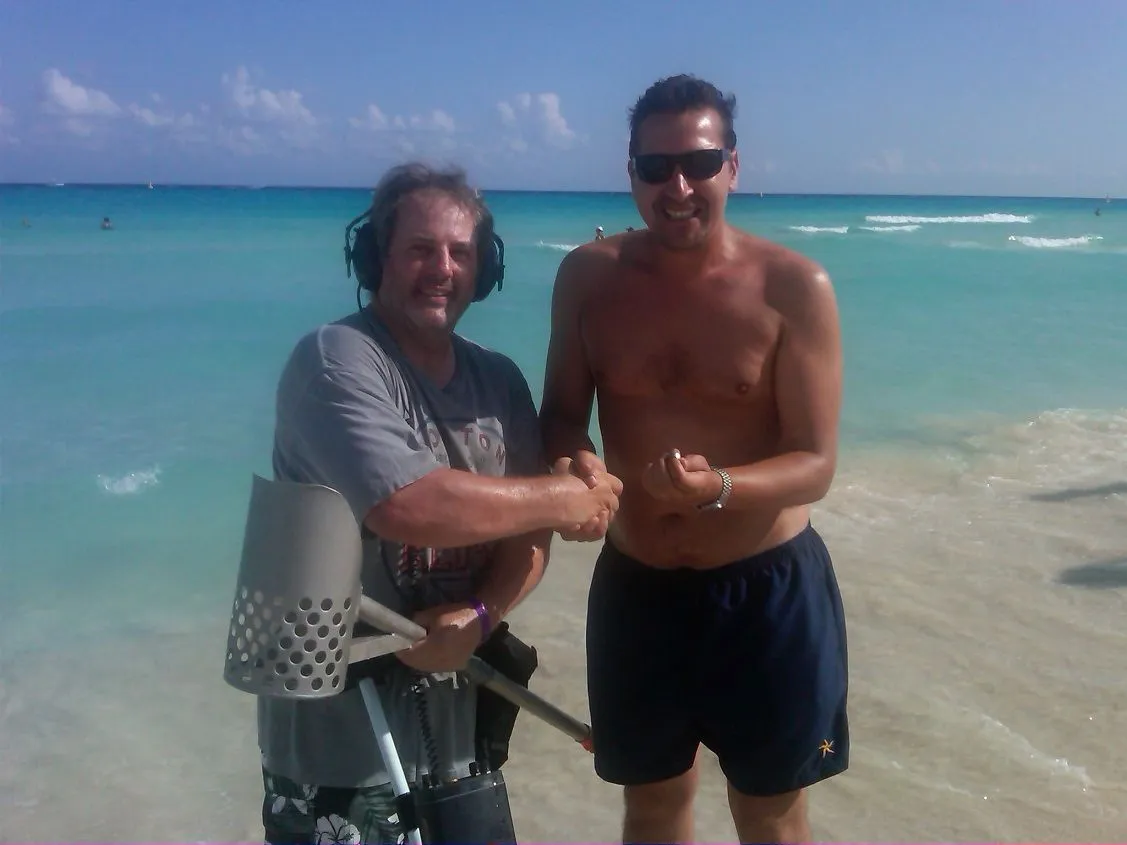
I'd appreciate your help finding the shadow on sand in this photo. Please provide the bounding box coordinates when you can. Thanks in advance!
[1030,481,1127,503]
[1057,557,1127,589]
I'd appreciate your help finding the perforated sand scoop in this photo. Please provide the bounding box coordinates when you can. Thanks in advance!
[222,475,593,844]
[222,475,414,698]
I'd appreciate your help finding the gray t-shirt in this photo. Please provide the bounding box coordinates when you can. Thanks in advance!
[258,308,544,788]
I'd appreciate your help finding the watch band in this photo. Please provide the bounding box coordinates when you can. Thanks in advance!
[697,466,732,512]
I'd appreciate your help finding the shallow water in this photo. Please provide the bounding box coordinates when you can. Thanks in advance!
[1,186,1125,841]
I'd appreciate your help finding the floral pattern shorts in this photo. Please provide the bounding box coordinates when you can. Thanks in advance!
[261,767,407,845]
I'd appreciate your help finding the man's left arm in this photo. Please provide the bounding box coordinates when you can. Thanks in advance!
[402,360,553,672]
[723,259,843,510]
[476,527,552,631]
[477,357,554,624]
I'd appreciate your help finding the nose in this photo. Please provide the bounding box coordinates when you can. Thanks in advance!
[428,246,454,278]
[662,169,692,200]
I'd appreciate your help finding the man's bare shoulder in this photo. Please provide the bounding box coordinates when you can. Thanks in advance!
[733,231,836,317]
[554,234,631,294]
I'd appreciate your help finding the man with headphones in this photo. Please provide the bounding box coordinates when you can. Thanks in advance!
[256,162,623,844]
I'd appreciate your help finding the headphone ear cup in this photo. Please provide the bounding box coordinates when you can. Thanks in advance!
[353,222,381,293]
[473,233,505,302]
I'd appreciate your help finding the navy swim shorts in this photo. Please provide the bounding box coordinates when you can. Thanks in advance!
[585,522,849,797]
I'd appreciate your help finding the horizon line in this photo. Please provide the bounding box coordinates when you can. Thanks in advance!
[0,181,1119,202]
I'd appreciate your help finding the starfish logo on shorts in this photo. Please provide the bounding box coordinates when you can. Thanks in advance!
[818,739,834,758]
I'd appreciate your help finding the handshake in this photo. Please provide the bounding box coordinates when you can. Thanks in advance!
[550,448,726,542]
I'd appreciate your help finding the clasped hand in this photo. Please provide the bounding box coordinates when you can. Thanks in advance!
[395,602,483,674]
[640,449,723,508]
[554,450,621,542]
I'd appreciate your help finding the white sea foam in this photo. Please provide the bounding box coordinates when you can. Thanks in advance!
[975,712,1095,791]
[866,213,1033,225]
[860,224,921,232]
[535,240,579,252]
[1007,234,1103,249]
[790,225,849,234]
[97,465,161,495]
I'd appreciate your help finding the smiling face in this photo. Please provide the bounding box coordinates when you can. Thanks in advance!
[375,188,479,335]
[629,107,739,251]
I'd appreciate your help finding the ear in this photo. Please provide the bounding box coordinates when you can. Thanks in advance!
[728,149,740,193]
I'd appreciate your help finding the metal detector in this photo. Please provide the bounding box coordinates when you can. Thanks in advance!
[222,475,592,844]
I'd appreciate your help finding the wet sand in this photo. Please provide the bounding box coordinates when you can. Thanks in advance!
[2,438,1125,842]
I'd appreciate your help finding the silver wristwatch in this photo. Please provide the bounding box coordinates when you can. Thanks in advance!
[697,466,733,512]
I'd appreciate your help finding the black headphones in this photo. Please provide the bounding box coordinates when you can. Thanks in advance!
[344,208,506,304]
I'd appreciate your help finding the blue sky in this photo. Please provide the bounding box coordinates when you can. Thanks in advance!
[1,0,1124,196]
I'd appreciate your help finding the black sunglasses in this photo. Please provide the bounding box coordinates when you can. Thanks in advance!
[631,148,731,184]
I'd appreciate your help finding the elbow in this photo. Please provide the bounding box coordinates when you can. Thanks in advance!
[809,451,837,502]
[363,477,449,546]
[363,494,424,545]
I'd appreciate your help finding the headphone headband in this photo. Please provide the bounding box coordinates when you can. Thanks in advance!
[344,210,505,303]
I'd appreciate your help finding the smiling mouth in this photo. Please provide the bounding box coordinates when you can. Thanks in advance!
[660,206,700,221]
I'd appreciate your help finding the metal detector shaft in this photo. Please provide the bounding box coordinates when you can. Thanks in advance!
[359,596,592,747]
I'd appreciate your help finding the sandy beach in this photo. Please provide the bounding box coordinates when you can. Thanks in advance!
[2,428,1124,842]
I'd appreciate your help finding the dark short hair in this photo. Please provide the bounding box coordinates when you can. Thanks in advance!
[628,74,738,156]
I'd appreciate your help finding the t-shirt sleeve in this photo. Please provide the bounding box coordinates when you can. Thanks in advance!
[279,363,441,525]
[502,360,547,478]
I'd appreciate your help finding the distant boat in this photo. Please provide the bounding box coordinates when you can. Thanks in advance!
[148,181,154,190]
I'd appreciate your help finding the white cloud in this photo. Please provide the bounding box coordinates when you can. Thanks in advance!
[39,68,122,136]
[221,66,315,126]
[414,110,455,132]
[349,104,388,131]
[348,103,455,134]
[128,103,175,127]
[345,102,457,160]
[41,68,121,117]
[535,94,574,146]
[495,91,577,151]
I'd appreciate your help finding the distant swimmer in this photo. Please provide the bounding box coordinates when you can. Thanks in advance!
[101,216,113,230]
[1095,208,1101,216]
[594,226,605,240]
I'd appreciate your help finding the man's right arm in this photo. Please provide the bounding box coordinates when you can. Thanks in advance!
[539,247,600,470]
[364,467,607,549]
[280,360,616,550]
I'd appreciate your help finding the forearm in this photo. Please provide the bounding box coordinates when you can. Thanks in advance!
[540,413,597,463]
[365,468,574,548]
[475,529,552,626]
[723,450,836,511]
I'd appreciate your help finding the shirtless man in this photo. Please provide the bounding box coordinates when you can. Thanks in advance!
[540,75,849,844]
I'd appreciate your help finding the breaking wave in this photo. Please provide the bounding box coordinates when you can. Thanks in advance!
[866,213,1033,225]
[1007,235,1103,249]
[97,466,161,495]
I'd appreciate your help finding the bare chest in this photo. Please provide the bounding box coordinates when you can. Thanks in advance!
[583,282,780,402]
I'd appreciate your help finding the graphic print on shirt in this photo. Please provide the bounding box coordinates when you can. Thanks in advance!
[418,419,508,475]
[397,413,507,602]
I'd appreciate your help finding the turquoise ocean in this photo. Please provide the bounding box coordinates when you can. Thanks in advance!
[1,185,1125,841]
